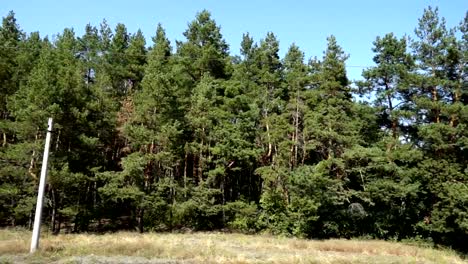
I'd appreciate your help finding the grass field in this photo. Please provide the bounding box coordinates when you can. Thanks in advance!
[0,229,466,264]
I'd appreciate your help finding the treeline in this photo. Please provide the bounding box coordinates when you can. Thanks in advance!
[0,7,467,250]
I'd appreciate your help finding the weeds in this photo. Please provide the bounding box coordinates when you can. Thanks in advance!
[0,229,465,263]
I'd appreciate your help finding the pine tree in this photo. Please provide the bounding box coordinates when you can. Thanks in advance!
[176,10,230,81]
[0,7,467,250]
[125,29,147,92]
[283,44,309,168]
[410,8,468,248]
[303,36,357,164]
[352,32,423,239]
[359,33,414,140]
[109,24,180,232]
[78,24,100,86]
[0,11,23,147]
[177,10,231,186]
[108,23,130,97]
[298,36,362,237]
[0,14,36,225]
[254,32,283,165]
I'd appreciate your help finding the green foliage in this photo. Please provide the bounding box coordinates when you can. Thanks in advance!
[224,201,258,232]
[0,7,467,253]
[173,185,223,230]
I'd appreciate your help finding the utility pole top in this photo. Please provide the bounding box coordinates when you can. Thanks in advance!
[47,118,53,131]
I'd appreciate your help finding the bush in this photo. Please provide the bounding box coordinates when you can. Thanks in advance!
[224,201,258,233]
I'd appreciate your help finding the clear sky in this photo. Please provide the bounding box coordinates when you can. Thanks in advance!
[1,0,466,80]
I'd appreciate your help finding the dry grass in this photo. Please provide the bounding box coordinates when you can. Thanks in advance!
[0,228,466,264]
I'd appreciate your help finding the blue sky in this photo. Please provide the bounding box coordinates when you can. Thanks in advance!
[1,0,466,80]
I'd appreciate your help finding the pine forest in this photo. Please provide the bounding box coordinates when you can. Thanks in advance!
[0,6,467,252]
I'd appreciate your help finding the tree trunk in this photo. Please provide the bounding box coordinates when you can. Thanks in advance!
[199,130,204,183]
[183,152,188,197]
[266,127,272,159]
[51,206,57,234]
[193,154,197,184]
[221,174,226,224]
[93,182,97,210]
[28,210,34,230]
[450,85,460,127]
[289,106,296,170]
[137,208,144,233]
[387,119,398,155]
[385,81,398,140]
[2,132,6,147]
[28,150,37,180]
[56,215,61,234]
[383,81,397,159]
[293,98,299,169]
[264,110,272,163]
[170,170,176,230]
[432,87,440,123]
[327,125,333,160]
[29,129,41,180]
[391,119,398,139]
[55,129,61,151]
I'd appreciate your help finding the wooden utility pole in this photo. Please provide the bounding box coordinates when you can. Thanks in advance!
[30,118,53,253]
